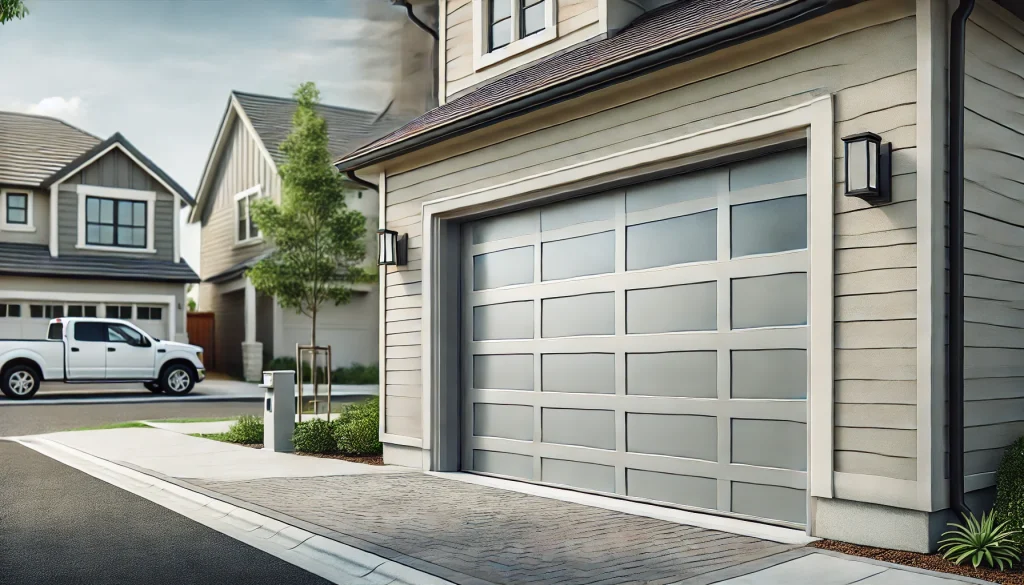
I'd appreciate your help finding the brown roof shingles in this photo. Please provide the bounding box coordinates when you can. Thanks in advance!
[0,111,101,187]
[336,0,799,169]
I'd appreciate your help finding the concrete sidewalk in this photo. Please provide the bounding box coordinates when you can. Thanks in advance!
[14,428,995,585]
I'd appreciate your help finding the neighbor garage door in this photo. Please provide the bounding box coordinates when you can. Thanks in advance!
[461,148,810,526]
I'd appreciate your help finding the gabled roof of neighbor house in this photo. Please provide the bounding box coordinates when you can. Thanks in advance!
[41,132,195,205]
[0,111,101,187]
[190,91,408,223]
[0,243,199,283]
[335,0,854,171]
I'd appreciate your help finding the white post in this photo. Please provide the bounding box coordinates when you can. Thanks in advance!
[242,278,263,382]
[261,370,295,452]
[244,278,257,343]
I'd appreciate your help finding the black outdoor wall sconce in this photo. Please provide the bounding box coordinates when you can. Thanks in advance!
[841,132,892,204]
[377,228,408,266]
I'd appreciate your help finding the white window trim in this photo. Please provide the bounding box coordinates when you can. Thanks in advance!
[233,185,264,248]
[414,97,835,516]
[473,0,558,71]
[75,185,157,254]
[1,188,35,232]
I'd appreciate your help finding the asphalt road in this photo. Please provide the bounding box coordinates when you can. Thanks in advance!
[0,401,263,437]
[0,441,332,585]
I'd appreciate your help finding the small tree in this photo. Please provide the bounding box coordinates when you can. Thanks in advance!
[0,0,28,24]
[247,82,369,354]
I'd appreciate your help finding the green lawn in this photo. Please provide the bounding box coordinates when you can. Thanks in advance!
[188,432,231,442]
[71,421,151,432]
[147,416,240,424]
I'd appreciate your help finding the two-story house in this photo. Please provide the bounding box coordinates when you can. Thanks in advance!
[335,0,1024,553]
[0,111,197,343]
[189,92,406,382]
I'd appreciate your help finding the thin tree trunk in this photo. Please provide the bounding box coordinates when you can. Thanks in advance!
[311,306,318,414]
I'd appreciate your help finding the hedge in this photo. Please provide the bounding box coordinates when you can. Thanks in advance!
[265,357,378,385]
[995,435,1024,548]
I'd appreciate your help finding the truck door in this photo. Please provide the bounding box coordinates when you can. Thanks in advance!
[67,321,107,379]
[105,322,156,379]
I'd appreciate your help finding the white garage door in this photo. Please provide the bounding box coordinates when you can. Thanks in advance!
[131,305,168,341]
[461,148,810,526]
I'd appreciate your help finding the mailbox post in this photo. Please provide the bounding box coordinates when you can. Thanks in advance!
[260,370,295,452]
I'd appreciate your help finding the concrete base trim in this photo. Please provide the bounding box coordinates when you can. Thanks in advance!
[14,436,454,585]
[812,496,949,553]
[427,471,817,546]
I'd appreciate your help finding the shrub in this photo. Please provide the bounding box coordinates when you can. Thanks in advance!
[334,397,382,456]
[332,363,379,385]
[292,418,338,453]
[266,356,297,371]
[225,415,264,444]
[939,510,1020,570]
[996,435,1024,548]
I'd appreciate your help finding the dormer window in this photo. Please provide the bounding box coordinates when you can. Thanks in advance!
[476,0,557,69]
[1,189,34,232]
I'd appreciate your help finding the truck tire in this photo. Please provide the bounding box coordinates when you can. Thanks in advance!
[160,363,196,396]
[144,382,163,393]
[1,364,40,400]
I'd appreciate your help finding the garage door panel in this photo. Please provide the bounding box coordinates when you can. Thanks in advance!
[541,231,615,281]
[541,408,616,450]
[541,353,615,394]
[462,147,810,526]
[473,246,534,290]
[626,413,717,460]
[542,293,614,337]
[473,354,534,390]
[473,301,534,340]
[731,273,807,329]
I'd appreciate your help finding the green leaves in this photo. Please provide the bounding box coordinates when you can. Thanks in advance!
[0,0,29,24]
[938,510,1021,570]
[995,436,1024,550]
[245,82,369,345]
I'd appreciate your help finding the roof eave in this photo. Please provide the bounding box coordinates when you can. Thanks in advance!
[335,0,853,173]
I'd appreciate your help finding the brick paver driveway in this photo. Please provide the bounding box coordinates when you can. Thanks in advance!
[191,473,798,585]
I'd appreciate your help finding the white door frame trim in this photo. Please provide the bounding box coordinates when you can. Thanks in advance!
[415,96,835,505]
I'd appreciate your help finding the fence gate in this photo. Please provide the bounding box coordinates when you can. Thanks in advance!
[186,311,216,371]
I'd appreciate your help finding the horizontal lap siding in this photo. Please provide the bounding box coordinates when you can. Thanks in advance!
[963,6,1024,488]
[386,1,920,474]
[199,117,280,281]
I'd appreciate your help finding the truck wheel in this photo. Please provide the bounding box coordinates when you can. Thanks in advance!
[1,365,40,400]
[144,382,163,394]
[160,364,196,396]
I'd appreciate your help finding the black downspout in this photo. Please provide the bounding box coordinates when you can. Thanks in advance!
[948,0,974,518]
[345,170,379,192]
[391,0,439,40]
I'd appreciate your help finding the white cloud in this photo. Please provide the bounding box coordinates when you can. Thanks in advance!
[24,96,85,122]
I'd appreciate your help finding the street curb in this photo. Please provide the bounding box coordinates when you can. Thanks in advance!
[810,548,997,585]
[13,436,456,585]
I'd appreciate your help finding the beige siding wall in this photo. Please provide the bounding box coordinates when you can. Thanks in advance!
[385,0,921,475]
[963,2,1024,490]
[0,187,48,246]
[198,116,281,281]
[444,0,600,99]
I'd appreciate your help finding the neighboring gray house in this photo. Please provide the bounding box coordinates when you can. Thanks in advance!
[335,0,1024,554]
[189,92,405,381]
[0,112,197,342]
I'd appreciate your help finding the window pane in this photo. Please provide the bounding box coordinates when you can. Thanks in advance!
[100,199,114,223]
[491,0,511,22]
[730,195,807,257]
[108,324,142,345]
[117,227,132,246]
[8,194,26,210]
[118,200,132,225]
[84,306,96,318]
[106,306,120,318]
[47,323,63,340]
[121,306,132,319]
[74,322,106,342]
[0,305,6,318]
[30,305,43,319]
[53,306,64,319]
[68,305,83,317]
[133,227,146,247]
[87,197,99,222]
[100,225,114,245]
[8,304,20,318]
[150,307,162,320]
[248,213,259,239]
[490,18,511,50]
[87,225,100,244]
[7,208,25,224]
[522,0,545,37]
[138,307,150,319]
[134,202,145,227]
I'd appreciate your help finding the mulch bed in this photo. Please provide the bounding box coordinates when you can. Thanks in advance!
[811,539,1024,584]
[232,443,384,465]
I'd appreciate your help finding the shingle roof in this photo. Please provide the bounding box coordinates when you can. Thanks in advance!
[41,132,195,205]
[0,243,199,283]
[232,91,409,165]
[204,250,272,284]
[336,0,826,170]
[0,111,101,187]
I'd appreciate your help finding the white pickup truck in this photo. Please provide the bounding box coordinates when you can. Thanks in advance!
[0,317,206,400]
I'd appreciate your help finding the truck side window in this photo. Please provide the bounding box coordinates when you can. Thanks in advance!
[47,323,63,340]
[74,322,106,342]
[107,323,145,346]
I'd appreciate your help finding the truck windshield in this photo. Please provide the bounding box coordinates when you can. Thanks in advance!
[47,322,63,340]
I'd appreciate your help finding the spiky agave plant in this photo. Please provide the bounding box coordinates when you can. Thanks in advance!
[938,510,1021,570]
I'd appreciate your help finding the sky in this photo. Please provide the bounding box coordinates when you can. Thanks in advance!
[0,0,407,270]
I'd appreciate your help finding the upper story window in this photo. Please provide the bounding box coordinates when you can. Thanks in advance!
[477,0,557,70]
[76,185,156,254]
[234,186,262,245]
[1,189,34,232]
[86,196,147,249]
